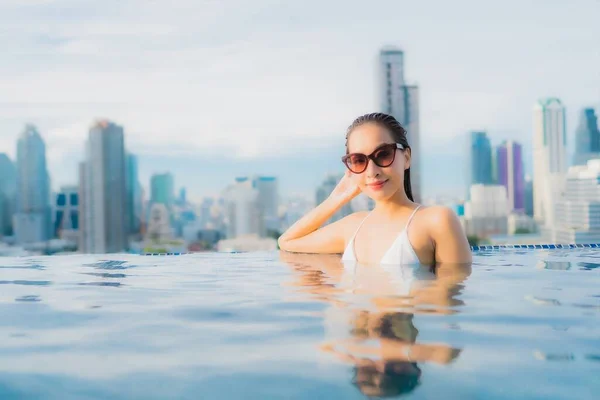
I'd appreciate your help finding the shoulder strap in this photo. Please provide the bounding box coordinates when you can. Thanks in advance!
[349,211,372,242]
[405,204,422,231]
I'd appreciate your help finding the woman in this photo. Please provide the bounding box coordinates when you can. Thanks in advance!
[278,112,471,265]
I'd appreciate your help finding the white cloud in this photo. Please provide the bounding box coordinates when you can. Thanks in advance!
[0,0,598,192]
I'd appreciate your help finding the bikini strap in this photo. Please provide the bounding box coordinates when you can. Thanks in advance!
[405,204,422,231]
[349,211,373,242]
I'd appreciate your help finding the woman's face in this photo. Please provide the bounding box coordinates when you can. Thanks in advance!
[346,123,410,201]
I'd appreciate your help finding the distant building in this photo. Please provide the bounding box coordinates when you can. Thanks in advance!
[316,174,353,225]
[508,213,537,235]
[252,176,279,235]
[573,108,600,166]
[222,178,261,238]
[178,187,187,206]
[470,131,493,185]
[524,177,534,217]
[464,184,508,238]
[0,153,16,236]
[150,172,174,207]
[79,120,129,253]
[53,186,79,243]
[14,125,52,244]
[496,140,525,212]
[145,203,172,242]
[551,159,600,243]
[379,46,421,202]
[533,98,567,229]
[126,153,142,235]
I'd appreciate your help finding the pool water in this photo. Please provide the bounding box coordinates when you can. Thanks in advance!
[0,249,598,399]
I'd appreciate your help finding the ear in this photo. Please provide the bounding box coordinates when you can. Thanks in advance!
[403,148,411,170]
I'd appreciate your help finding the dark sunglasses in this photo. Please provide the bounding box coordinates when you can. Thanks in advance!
[342,143,405,174]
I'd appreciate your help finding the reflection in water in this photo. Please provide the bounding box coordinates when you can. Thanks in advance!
[536,260,572,270]
[15,295,42,302]
[280,252,472,397]
[0,280,52,286]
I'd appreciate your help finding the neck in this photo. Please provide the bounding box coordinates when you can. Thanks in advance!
[373,189,416,218]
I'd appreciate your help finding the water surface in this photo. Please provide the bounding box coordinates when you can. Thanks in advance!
[0,249,598,399]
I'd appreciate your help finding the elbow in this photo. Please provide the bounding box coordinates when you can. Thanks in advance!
[277,235,289,252]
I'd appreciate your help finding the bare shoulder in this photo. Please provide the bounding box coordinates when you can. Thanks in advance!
[344,210,370,227]
[418,205,462,233]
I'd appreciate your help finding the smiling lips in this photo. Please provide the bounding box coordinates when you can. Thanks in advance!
[367,179,388,190]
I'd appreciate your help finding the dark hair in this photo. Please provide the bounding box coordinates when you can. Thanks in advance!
[352,362,421,397]
[345,112,413,201]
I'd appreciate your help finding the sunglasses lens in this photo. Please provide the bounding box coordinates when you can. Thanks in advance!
[373,146,395,167]
[346,154,368,173]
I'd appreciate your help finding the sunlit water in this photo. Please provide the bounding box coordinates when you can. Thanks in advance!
[0,249,598,399]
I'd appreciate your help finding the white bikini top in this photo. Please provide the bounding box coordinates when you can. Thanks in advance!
[341,205,422,265]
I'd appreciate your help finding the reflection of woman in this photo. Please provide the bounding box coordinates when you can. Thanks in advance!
[322,311,461,397]
[279,252,471,398]
[278,113,471,266]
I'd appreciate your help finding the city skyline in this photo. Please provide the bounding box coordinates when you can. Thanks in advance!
[0,0,598,201]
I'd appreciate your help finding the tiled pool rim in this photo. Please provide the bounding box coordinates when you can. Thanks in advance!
[136,243,600,256]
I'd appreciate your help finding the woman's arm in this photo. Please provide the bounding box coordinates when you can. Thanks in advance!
[278,197,364,254]
[278,171,362,254]
[428,206,472,264]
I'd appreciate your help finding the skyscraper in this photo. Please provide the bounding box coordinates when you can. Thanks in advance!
[533,98,567,228]
[573,108,600,166]
[0,153,16,236]
[14,125,51,243]
[53,185,78,243]
[126,153,142,235]
[79,120,128,253]
[222,177,261,238]
[150,173,174,207]
[470,131,493,185]
[553,160,600,243]
[379,47,421,202]
[524,177,534,217]
[496,140,525,212]
[252,176,279,235]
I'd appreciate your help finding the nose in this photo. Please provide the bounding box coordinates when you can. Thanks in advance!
[365,157,381,178]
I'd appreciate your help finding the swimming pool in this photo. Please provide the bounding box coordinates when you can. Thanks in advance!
[0,249,598,399]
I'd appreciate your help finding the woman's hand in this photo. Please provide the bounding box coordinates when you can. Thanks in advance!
[329,170,361,205]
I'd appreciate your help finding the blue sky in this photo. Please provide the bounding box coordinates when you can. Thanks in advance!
[0,0,598,202]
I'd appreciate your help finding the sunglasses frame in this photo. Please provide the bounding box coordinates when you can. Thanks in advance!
[342,143,405,174]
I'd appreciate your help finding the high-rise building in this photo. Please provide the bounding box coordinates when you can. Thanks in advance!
[53,185,78,243]
[252,176,279,235]
[0,153,16,236]
[379,47,421,202]
[178,187,187,206]
[464,184,508,238]
[552,159,600,243]
[14,124,51,244]
[150,173,174,207]
[126,153,142,235]
[573,108,600,166]
[222,177,261,238]
[145,203,172,242]
[524,177,534,217]
[533,98,567,229]
[470,131,493,185]
[497,140,525,212]
[79,120,128,253]
[316,174,353,225]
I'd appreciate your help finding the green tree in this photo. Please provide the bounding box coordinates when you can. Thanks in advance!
[514,228,531,235]
[467,235,480,246]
